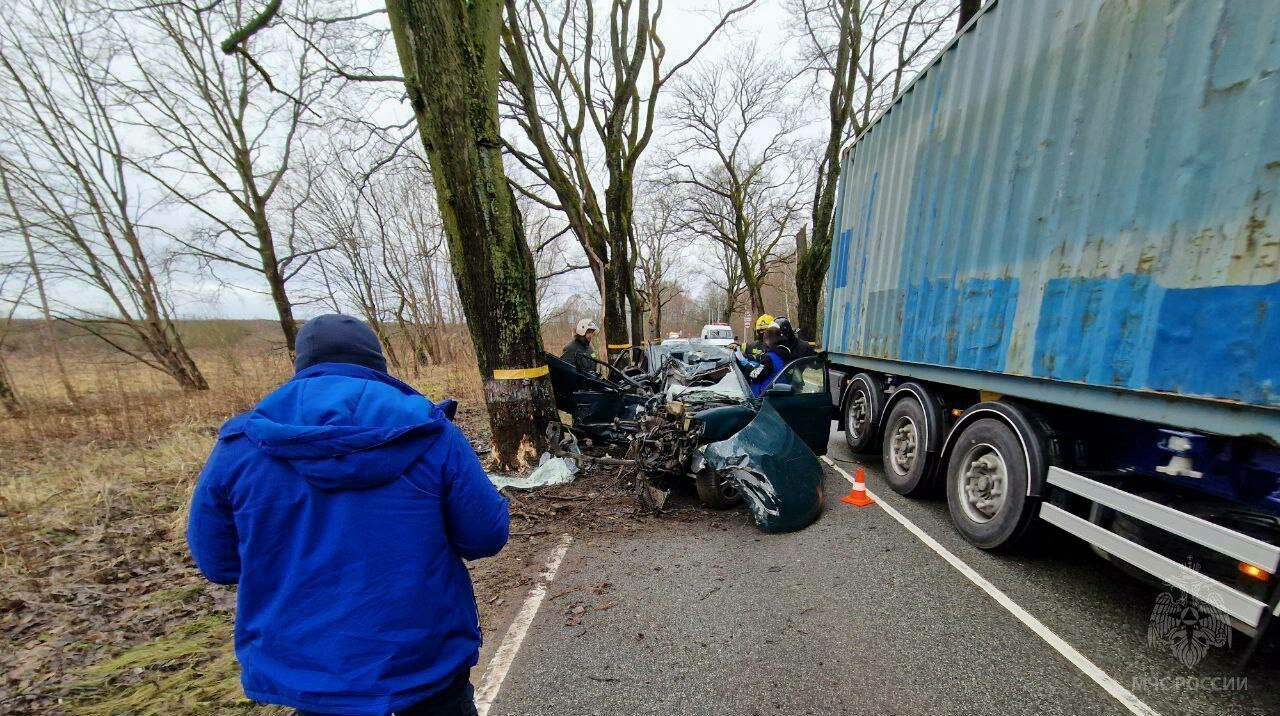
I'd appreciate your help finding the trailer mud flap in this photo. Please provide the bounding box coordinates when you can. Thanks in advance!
[702,402,825,533]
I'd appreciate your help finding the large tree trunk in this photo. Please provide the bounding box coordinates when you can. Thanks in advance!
[601,258,630,358]
[740,252,765,323]
[795,213,828,342]
[720,299,734,325]
[794,82,846,341]
[387,0,555,470]
[795,0,862,343]
[651,291,663,342]
[608,183,643,356]
[626,282,644,354]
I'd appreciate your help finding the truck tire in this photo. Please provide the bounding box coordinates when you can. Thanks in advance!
[944,418,1038,550]
[880,396,932,496]
[695,468,742,509]
[843,373,883,454]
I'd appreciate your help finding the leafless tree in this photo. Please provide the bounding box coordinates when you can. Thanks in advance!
[111,0,329,355]
[217,0,558,464]
[704,240,745,325]
[499,0,755,357]
[0,162,77,405]
[375,166,467,369]
[666,44,806,327]
[632,184,687,342]
[527,205,586,311]
[0,3,207,390]
[0,259,27,415]
[293,146,402,367]
[788,0,953,338]
[294,141,463,374]
[385,0,557,467]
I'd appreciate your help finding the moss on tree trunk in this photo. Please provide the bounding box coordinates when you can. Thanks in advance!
[386,0,555,469]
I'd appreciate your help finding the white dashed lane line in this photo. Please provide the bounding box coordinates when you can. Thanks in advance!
[474,533,573,716]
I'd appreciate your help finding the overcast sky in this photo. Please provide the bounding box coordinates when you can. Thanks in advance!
[13,0,947,322]
[161,1,802,320]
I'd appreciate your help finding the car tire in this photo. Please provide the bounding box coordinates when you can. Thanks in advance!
[880,396,933,496]
[695,468,742,509]
[843,373,882,454]
[944,418,1037,550]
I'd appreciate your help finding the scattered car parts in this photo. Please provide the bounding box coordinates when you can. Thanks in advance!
[545,339,829,532]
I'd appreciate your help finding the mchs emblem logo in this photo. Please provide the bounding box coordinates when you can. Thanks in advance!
[1147,588,1232,668]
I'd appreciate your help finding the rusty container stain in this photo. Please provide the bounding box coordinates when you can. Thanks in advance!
[825,0,1280,409]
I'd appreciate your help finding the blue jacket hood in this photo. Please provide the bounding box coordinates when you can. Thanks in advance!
[220,362,449,491]
[188,360,509,714]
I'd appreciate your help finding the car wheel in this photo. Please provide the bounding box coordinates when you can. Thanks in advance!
[695,468,742,509]
[944,418,1037,550]
[880,396,933,496]
[843,373,882,454]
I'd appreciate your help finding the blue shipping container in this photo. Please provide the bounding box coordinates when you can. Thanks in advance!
[825,0,1280,440]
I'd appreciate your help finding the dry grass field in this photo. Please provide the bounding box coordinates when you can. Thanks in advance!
[0,321,660,715]
[0,323,494,715]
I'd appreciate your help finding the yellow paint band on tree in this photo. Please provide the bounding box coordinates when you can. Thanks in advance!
[492,364,550,380]
[607,343,632,350]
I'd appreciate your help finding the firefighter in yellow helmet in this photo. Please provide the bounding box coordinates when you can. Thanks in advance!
[745,314,774,362]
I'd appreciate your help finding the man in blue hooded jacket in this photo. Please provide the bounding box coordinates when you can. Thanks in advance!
[187,314,509,716]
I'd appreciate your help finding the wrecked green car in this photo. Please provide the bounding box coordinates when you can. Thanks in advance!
[546,340,830,532]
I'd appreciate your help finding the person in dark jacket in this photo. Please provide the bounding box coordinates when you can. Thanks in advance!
[774,315,815,360]
[744,313,774,362]
[736,322,788,397]
[561,318,599,378]
[187,314,508,716]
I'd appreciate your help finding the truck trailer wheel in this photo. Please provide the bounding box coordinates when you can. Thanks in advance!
[695,468,742,509]
[880,396,932,496]
[944,418,1037,550]
[843,373,883,454]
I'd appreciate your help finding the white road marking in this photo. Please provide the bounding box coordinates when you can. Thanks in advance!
[474,533,573,716]
[821,456,1161,716]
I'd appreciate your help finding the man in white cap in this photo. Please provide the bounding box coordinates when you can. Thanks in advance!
[561,318,599,377]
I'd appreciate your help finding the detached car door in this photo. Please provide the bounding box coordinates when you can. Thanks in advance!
[761,355,832,456]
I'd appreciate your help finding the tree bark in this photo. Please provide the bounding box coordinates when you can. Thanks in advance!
[500,0,752,360]
[0,358,19,417]
[601,258,630,357]
[794,0,860,341]
[795,232,829,343]
[958,0,981,30]
[257,220,299,355]
[386,0,555,469]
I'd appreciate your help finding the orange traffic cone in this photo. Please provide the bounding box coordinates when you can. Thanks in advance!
[840,466,875,507]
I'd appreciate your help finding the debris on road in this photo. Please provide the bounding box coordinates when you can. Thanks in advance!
[490,455,578,490]
[542,339,828,532]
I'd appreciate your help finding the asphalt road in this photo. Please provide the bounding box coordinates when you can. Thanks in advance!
[484,432,1279,716]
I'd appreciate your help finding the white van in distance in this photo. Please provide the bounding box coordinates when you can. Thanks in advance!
[699,323,736,347]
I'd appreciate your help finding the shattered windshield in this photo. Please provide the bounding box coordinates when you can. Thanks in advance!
[664,368,746,403]
[650,341,747,405]
[646,339,732,369]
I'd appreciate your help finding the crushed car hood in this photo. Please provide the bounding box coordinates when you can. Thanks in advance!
[665,368,746,403]
[701,402,825,533]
